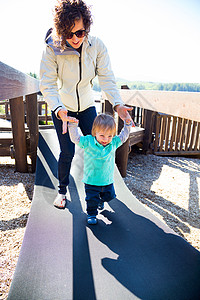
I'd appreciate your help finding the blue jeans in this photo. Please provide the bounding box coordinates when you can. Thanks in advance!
[52,106,97,194]
[85,183,116,216]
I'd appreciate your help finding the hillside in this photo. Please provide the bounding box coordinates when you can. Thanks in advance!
[92,77,200,92]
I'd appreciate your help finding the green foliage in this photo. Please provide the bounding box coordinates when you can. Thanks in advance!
[28,72,39,79]
[92,77,200,92]
[125,81,200,92]
[0,105,5,114]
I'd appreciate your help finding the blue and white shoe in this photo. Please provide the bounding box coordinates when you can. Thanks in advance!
[87,215,97,225]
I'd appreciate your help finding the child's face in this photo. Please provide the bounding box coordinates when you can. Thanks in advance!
[95,130,114,146]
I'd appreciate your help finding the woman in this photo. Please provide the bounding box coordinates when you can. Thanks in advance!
[40,0,133,208]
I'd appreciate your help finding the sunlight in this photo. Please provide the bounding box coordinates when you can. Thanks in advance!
[151,165,190,211]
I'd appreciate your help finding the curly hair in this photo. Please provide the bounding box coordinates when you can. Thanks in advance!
[53,0,93,50]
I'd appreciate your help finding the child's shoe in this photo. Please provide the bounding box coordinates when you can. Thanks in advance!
[87,215,97,225]
[98,201,104,210]
[53,194,66,209]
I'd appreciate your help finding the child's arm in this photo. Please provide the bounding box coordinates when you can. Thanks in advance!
[62,117,78,134]
[68,121,82,145]
[118,120,133,144]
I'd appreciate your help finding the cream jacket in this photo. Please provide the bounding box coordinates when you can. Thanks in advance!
[40,33,123,115]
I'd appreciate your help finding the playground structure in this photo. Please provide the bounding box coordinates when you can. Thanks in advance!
[1,62,200,176]
[1,62,200,299]
[0,62,39,173]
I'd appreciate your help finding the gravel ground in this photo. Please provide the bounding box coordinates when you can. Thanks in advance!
[0,153,200,299]
[0,158,34,300]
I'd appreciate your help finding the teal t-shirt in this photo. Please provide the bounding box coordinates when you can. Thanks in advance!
[78,135,122,186]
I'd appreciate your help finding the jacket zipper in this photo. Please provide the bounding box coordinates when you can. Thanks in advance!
[76,52,82,112]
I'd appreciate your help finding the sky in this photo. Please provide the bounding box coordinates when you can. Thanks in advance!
[0,0,200,83]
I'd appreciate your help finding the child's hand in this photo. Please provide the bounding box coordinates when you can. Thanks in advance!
[125,119,135,126]
[62,117,78,134]
[67,116,79,123]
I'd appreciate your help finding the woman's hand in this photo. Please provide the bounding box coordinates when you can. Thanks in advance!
[58,109,78,134]
[58,109,69,122]
[115,105,135,126]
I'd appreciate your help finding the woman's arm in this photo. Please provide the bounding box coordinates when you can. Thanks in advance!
[40,45,66,116]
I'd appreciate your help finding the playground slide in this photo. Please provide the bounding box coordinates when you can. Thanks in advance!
[8,129,200,300]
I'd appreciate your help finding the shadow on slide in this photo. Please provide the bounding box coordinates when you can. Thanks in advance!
[87,198,200,299]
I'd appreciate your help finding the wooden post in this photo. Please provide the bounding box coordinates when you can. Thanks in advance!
[45,103,48,125]
[115,85,131,177]
[26,93,39,172]
[104,99,129,177]
[143,109,156,153]
[9,97,28,172]
[116,117,130,177]
[103,99,114,116]
[5,101,9,118]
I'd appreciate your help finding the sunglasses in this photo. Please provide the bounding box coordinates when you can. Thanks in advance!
[67,29,86,39]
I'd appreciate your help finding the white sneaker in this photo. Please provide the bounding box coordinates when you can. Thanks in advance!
[53,194,66,209]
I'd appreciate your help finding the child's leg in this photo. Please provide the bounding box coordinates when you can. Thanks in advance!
[85,184,101,217]
[100,183,116,203]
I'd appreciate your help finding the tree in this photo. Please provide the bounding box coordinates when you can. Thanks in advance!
[28,72,39,79]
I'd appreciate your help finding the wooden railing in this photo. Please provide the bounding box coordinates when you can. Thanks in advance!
[0,98,52,125]
[118,88,200,156]
[102,87,200,176]
[0,62,40,172]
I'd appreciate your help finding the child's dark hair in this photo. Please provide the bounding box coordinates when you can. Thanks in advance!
[53,0,93,50]
[91,114,116,136]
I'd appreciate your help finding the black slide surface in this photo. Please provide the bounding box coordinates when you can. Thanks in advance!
[8,129,200,300]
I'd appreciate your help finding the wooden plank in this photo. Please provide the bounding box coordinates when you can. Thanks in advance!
[164,116,171,152]
[0,115,11,120]
[118,89,200,122]
[154,150,200,156]
[0,136,12,145]
[26,93,39,172]
[38,125,54,130]
[45,103,48,124]
[159,116,167,152]
[132,106,136,122]
[38,115,52,121]
[129,127,145,145]
[0,147,11,156]
[115,139,130,177]
[154,114,161,152]
[0,62,39,101]
[9,97,28,172]
[180,119,187,151]
[194,123,200,151]
[189,121,197,151]
[169,117,177,151]
[175,117,182,151]
[104,100,114,116]
[185,120,192,151]
[136,107,140,124]
[143,110,155,152]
